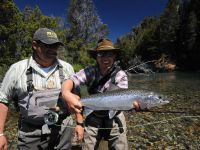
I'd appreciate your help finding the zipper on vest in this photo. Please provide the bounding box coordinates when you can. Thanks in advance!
[35,98,37,106]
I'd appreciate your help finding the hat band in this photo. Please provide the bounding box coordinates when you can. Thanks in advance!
[97,45,115,49]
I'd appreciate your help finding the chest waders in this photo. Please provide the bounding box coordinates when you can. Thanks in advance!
[18,63,70,131]
[86,65,124,139]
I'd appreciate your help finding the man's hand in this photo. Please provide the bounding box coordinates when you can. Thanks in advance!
[62,79,83,114]
[0,135,8,150]
[133,100,149,111]
[74,124,84,141]
[133,101,141,111]
[63,92,82,114]
[0,103,8,150]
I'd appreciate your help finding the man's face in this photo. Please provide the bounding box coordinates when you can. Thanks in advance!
[96,51,116,74]
[38,41,60,58]
[33,41,60,66]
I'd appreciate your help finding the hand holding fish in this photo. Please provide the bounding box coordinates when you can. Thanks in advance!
[133,100,151,111]
[133,101,141,111]
[64,92,82,113]
[62,79,83,114]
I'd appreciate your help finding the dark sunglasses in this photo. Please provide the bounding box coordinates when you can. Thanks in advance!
[97,52,114,57]
[37,41,60,49]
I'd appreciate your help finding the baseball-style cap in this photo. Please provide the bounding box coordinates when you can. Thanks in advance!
[33,28,63,45]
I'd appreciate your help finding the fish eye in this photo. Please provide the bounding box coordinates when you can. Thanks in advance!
[158,96,162,99]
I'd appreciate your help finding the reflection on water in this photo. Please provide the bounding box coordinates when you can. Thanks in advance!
[129,72,200,91]
[126,72,200,149]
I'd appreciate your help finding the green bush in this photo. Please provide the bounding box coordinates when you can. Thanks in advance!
[73,64,83,72]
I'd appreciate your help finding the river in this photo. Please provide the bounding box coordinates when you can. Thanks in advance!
[4,72,200,149]
[126,72,200,149]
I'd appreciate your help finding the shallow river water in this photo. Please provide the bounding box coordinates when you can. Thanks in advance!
[125,72,200,149]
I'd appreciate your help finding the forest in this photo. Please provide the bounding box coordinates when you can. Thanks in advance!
[0,0,200,80]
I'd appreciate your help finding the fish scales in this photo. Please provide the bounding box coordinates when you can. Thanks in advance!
[81,90,169,111]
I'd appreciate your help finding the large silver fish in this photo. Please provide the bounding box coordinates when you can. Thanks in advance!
[81,90,169,118]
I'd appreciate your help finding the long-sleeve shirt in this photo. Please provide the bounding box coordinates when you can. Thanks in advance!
[71,65,128,93]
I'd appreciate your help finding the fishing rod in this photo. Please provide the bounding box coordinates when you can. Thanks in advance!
[125,59,157,74]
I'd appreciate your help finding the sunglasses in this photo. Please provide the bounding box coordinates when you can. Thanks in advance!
[97,52,114,57]
[37,41,60,49]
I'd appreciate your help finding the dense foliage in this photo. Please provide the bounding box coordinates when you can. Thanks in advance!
[65,0,108,66]
[0,0,22,79]
[0,0,200,80]
[116,0,200,71]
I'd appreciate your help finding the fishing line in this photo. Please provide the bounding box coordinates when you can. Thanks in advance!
[125,59,156,74]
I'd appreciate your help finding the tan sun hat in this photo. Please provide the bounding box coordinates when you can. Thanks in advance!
[88,38,121,57]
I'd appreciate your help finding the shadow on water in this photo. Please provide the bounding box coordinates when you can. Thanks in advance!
[5,72,200,149]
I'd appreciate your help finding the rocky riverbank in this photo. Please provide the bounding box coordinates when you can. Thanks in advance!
[5,108,200,149]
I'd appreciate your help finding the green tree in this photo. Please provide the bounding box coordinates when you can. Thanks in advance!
[185,0,200,70]
[17,6,64,60]
[116,33,136,69]
[176,0,200,70]
[67,0,108,43]
[66,0,108,66]
[116,17,159,69]
[0,0,23,79]
[159,0,180,60]
[134,17,160,60]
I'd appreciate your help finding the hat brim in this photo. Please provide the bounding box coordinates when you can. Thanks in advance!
[40,39,63,45]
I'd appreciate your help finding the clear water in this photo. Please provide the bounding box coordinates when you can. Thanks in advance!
[128,72,200,113]
[126,72,200,149]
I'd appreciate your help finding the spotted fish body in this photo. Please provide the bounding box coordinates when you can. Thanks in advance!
[81,90,169,118]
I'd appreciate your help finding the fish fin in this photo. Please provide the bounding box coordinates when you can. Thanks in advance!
[83,108,93,117]
[109,110,118,119]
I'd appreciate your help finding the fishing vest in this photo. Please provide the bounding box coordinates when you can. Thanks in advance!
[88,65,122,95]
[87,64,122,117]
[18,62,69,126]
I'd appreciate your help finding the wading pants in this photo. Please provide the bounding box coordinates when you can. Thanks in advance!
[82,112,128,150]
[17,116,73,150]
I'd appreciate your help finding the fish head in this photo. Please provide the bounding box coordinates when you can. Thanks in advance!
[143,92,170,108]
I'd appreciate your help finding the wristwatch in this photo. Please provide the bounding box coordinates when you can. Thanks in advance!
[76,122,84,127]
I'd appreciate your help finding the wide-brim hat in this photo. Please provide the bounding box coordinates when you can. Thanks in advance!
[33,28,63,45]
[88,38,121,58]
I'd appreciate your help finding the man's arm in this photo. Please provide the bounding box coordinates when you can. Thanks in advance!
[74,112,84,141]
[0,103,8,150]
[61,79,84,140]
[61,79,82,113]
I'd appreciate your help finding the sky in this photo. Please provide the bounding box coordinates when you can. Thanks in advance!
[14,0,168,42]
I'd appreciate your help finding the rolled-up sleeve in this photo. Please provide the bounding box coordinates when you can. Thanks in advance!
[70,69,87,88]
[115,70,128,89]
[70,66,96,89]
[0,64,17,104]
